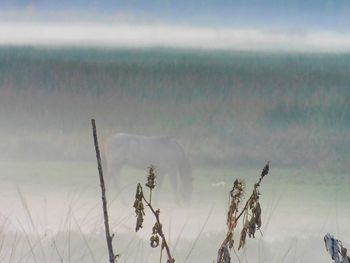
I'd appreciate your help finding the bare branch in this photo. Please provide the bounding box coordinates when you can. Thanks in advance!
[91,119,118,263]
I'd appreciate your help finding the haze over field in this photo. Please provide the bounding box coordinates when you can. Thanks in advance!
[0,47,349,262]
[0,1,350,262]
[1,0,350,51]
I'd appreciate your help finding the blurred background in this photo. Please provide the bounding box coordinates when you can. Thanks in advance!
[0,1,349,262]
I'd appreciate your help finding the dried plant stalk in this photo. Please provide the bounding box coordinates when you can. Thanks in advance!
[91,119,119,263]
[134,166,175,263]
[217,162,269,263]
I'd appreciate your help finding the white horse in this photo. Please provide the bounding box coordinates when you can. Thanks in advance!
[104,133,193,202]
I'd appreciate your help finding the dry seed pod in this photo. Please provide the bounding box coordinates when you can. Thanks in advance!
[133,184,146,232]
[150,235,160,248]
[222,245,231,263]
[238,226,247,250]
[152,222,161,235]
[253,202,262,229]
[135,183,143,200]
[229,236,234,249]
[146,166,156,189]
[136,213,144,232]
[261,161,269,178]
[248,219,256,238]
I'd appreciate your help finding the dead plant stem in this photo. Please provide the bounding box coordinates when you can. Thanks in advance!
[91,119,117,263]
[142,194,173,262]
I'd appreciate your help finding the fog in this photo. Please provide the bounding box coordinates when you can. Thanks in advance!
[0,47,349,262]
[1,23,350,52]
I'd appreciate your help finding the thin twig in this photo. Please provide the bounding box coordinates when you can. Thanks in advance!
[232,247,242,263]
[91,119,117,263]
[9,232,18,263]
[184,206,214,263]
[172,217,189,255]
[16,219,38,263]
[52,240,64,263]
[16,185,47,262]
[72,213,98,263]
[159,246,163,263]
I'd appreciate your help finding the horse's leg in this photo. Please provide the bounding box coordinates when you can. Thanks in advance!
[105,159,115,187]
[177,158,193,204]
[169,171,180,203]
[110,164,131,205]
[105,160,123,195]
[111,165,122,193]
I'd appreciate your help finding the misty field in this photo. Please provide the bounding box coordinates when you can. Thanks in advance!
[0,47,349,262]
[0,159,349,262]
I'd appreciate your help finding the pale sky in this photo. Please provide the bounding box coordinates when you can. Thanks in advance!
[1,0,349,51]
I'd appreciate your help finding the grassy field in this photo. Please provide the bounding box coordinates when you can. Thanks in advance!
[2,159,349,204]
[0,159,349,262]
